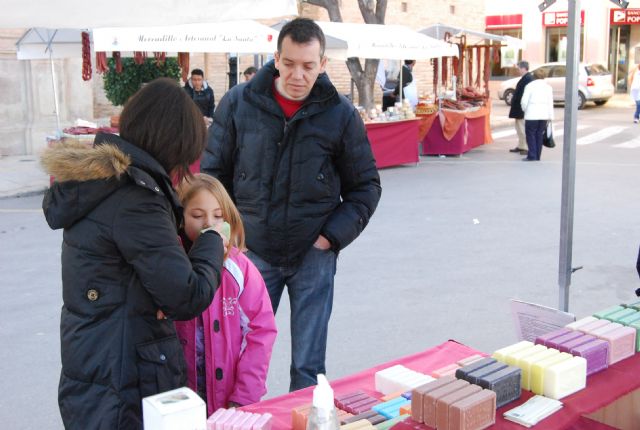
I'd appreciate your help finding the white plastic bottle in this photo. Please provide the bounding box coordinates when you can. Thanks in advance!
[306,374,340,430]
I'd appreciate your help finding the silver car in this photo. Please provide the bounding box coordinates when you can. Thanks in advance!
[498,63,614,110]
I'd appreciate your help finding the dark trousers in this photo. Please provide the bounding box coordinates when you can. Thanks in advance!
[634,100,640,120]
[524,120,547,160]
[247,247,338,392]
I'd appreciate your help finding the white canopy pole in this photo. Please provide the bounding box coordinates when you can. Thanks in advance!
[46,30,62,137]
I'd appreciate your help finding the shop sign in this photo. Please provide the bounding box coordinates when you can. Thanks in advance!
[485,14,523,30]
[543,10,585,27]
[610,9,640,25]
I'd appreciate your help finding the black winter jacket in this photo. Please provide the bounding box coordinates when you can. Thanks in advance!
[508,72,533,119]
[202,61,381,267]
[41,134,224,429]
[184,80,216,118]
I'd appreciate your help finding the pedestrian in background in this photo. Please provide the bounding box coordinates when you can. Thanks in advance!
[521,68,554,161]
[628,64,640,123]
[243,66,258,81]
[508,61,533,155]
[41,78,225,429]
[185,68,216,126]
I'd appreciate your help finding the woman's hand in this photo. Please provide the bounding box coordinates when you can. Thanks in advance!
[228,401,242,408]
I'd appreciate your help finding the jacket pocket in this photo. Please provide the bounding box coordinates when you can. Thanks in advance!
[136,336,187,398]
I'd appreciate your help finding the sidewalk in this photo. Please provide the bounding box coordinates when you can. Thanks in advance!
[0,155,49,199]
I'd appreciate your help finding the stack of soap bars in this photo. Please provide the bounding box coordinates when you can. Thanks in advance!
[207,409,272,430]
[374,365,435,395]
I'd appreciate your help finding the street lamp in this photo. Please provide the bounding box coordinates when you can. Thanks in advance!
[610,0,629,8]
[538,0,557,12]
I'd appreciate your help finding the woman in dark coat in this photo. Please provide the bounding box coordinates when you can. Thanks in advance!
[41,78,225,429]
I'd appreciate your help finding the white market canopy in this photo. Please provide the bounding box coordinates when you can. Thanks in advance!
[16,28,85,60]
[0,0,297,28]
[316,21,458,61]
[93,21,279,53]
[420,23,525,50]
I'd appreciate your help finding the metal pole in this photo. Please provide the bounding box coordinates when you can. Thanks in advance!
[558,0,581,311]
[49,46,62,138]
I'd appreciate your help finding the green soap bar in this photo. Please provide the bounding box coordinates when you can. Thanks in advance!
[593,305,625,319]
[626,300,640,311]
[220,221,231,240]
[619,312,640,326]
[374,414,410,430]
[605,308,638,323]
[629,320,640,352]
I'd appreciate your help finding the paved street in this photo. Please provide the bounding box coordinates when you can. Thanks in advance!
[1,100,639,429]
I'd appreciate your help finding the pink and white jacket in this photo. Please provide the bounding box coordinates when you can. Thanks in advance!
[174,248,277,415]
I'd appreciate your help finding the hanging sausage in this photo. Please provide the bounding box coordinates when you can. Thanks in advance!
[484,46,491,97]
[81,31,92,81]
[178,52,190,82]
[113,51,122,74]
[95,52,108,74]
[432,58,439,96]
[154,52,166,66]
[467,47,473,89]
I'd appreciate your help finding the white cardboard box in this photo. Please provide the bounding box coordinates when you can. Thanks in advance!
[143,387,206,430]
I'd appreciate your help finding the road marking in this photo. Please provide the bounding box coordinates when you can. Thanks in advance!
[0,209,42,213]
[492,124,589,140]
[492,129,517,139]
[612,137,640,149]
[552,124,589,137]
[576,126,626,146]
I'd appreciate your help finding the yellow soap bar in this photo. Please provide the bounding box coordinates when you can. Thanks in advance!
[505,344,547,367]
[518,348,559,391]
[530,352,572,395]
[492,341,534,363]
[543,356,587,399]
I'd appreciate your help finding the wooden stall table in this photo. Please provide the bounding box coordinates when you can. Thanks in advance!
[420,101,493,156]
[241,340,640,430]
[365,118,420,169]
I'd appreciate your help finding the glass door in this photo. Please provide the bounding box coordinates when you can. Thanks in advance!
[609,25,630,92]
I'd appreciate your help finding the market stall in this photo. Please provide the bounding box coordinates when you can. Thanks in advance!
[416,24,523,156]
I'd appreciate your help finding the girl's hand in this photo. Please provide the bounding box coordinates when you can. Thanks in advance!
[228,401,242,408]
[200,223,229,252]
[156,310,167,320]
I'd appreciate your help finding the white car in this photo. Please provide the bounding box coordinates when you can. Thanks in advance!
[498,63,614,110]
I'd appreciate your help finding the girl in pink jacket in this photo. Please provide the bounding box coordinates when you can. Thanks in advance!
[174,173,277,415]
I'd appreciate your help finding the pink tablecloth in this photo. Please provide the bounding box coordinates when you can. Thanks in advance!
[366,119,420,169]
[241,340,640,430]
[421,114,486,156]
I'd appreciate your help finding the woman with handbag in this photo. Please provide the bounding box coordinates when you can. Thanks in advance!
[628,64,640,123]
[521,68,554,161]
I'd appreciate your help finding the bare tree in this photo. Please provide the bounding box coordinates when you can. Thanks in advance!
[303,0,388,109]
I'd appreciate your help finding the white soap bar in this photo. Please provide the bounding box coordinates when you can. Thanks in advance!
[518,348,558,391]
[143,387,206,430]
[493,341,534,363]
[543,356,587,400]
[565,316,598,330]
[376,365,422,394]
[506,344,547,367]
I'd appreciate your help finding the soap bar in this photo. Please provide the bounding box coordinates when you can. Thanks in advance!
[411,376,456,423]
[207,409,229,430]
[492,341,533,363]
[457,355,485,367]
[341,410,377,425]
[464,362,508,385]
[629,320,640,352]
[557,334,595,353]
[534,328,572,347]
[448,389,496,430]
[530,352,572,395]
[543,356,587,400]
[291,404,311,430]
[596,325,636,364]
[423,379,470,427]
[504,344,547,367]
[604,307,638,323]
[455,357,497,380]
[570,339,609,375]
[578,319,612,335]
[340,419,374,430]
[242,414,262,430]
[546,331,586,351]
[374,414,410,430]
[435,385,482,430]
[626,300,640,311]
[252,413,272,430]
[477,366,522,408]
[431,363,461,378]
[618,311,640,326]
[372,397,410,419]
[214,409,238,430]
[225,412,247,430]
[234,413,256,430]
[517,348,559,391]
[593,305,625,319]
[565,316,598,331]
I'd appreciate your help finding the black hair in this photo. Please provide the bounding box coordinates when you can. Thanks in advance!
[243,66,257,76]
[404,60,416,65]
[277,18,326,57]
[190,69,204,77]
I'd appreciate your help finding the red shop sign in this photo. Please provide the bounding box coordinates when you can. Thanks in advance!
[610,9,640,25]
[543,10,585,27]
[485,14,523,30]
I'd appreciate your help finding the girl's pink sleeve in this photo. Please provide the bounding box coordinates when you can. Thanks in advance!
[228,261,277,406]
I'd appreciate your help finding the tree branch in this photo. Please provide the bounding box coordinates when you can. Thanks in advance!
[375,0,387,24]
[305,0,342,21]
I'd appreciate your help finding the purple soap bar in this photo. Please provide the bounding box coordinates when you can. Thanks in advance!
[547,330,587,350]
[558,334,596,353]
[349,398,380,415]
[337,392,370,410]
[335,391,365,403]
[478,366,522,408]
[535,328,572,346]
[571,339,609,375]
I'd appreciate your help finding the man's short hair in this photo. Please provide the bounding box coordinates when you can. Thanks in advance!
[190,69,204,77]
[517,61,529,71]
[243,66,257,76]
[404,60,416,65]
[532,67,546,80]
[277,18,326,57]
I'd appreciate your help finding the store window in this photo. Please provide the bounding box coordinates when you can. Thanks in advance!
[609,25,630,92]
[486,28,522,78]
[545,27,584,62]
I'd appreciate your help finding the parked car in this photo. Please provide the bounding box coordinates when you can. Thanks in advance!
[498,63,614,110]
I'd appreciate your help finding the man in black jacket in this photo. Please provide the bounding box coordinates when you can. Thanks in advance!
[202,18,381,391]
[184,68,215,125]
[508,61,533,155]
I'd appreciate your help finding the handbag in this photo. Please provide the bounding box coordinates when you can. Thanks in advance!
[543,121,555,148]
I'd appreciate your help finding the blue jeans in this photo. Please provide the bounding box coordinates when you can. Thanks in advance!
[634,100,640,120]
[247,247,337,391]
[524,120,546,160]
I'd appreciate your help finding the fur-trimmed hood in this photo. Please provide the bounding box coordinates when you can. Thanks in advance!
[42,133,180,230]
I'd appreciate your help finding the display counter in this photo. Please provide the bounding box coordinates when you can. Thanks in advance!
[240,340,640,430]
[365,118,420,169]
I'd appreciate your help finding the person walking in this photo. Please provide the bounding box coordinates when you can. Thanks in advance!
[41,78,225,429]
[521,67,554,161]
[508,61,533,155]
[628,64,640,123]
[201,18,382,391]
[185,68,216,126]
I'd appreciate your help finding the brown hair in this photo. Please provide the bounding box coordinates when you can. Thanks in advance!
[178,173,245,258]
[532,68,547,80]
[119,77,206,182]
[278,18,326,57]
